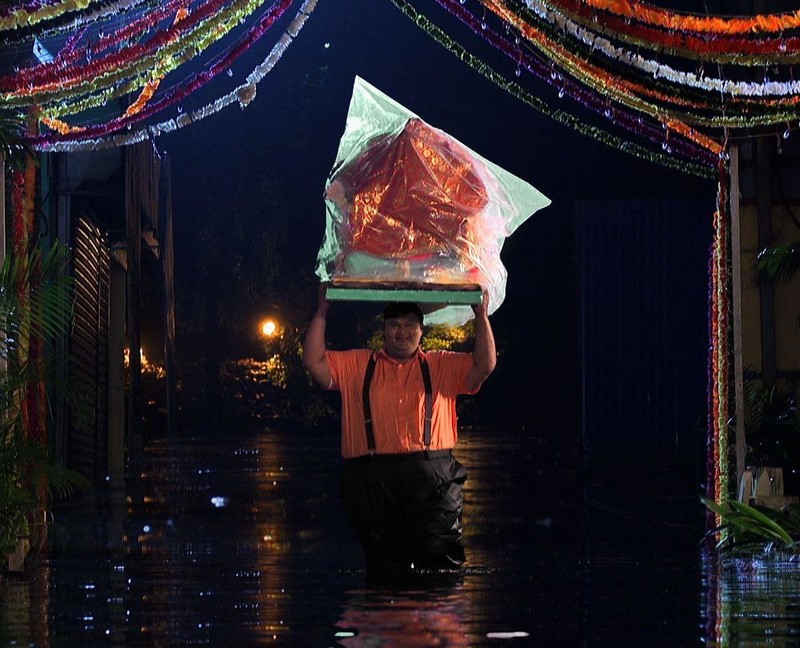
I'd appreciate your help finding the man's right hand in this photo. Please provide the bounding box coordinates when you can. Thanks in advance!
[303,283,335,389]
[316,282,331,317]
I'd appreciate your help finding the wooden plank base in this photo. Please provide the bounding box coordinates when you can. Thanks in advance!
[326,283,482,305]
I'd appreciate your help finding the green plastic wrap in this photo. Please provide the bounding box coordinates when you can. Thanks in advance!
[316,76,551,325]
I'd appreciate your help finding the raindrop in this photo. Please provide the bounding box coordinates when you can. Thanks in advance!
[558,87,565,98]
[481,21,486,29]
[515,68,521,77]
[784,128,791,139]
[226,69,233,77]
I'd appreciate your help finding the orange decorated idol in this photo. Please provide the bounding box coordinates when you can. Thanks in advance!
[317,77,551,325]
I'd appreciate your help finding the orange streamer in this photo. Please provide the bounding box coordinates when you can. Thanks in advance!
[563,0,800,35]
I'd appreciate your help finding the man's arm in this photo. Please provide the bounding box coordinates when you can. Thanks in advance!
[302,285,334,389]
[464,290,496,393]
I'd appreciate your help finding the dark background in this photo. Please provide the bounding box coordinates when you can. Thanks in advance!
[151,1,716,445]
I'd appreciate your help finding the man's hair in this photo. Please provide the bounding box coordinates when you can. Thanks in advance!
[382,302,424,326]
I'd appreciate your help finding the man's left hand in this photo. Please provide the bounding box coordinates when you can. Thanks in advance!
[472,289,490,317]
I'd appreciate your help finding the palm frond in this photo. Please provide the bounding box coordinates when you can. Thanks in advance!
[757,242,800,284]
[0,242,73,360]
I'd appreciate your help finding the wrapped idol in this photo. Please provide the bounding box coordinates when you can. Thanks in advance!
[316,77,550,325]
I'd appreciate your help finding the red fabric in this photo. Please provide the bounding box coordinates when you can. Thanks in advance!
[342,118,488,260]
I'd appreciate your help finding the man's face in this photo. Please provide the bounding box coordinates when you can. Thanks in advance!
[383,314,423,360]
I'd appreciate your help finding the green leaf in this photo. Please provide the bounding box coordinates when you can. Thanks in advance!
[729,501,795,546]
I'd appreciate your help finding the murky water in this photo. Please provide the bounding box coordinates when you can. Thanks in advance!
[2,422,800,646]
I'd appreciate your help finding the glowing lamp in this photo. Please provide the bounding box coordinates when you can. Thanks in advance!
[260,319,278,338]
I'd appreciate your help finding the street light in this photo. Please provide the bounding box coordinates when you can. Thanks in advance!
[260,318,279,338]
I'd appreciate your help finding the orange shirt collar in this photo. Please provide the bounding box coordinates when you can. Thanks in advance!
[376,346,426,366]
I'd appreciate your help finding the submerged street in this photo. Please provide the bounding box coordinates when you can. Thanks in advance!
[4,413,798,646]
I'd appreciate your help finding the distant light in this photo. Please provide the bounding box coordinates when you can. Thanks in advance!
[142,525,151,533]
[324,42,331,49]
[260,319,278,338]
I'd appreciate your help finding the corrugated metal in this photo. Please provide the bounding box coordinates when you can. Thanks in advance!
[577,200,713,467]
[69,214,110,482]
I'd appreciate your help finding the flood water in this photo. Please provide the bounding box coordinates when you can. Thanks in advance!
[2,420,800,646]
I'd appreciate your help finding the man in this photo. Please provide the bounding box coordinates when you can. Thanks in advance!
[302,287,496,574]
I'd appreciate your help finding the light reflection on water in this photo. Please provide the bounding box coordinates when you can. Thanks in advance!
[2,425,800,645]
[703,552,800,646]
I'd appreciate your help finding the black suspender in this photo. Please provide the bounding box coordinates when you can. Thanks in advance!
[419,356,433,449]
[362,354,378,453]
[361,353,433,455]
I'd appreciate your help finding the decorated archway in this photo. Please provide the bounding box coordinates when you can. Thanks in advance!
[4,0,800,516]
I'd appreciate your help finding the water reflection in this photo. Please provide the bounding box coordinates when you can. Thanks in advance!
[6,422,800,646]
[337,585,471,647]
[703,552,800,646]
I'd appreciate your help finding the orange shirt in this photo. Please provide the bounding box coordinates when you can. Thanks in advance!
[326,348,477,459]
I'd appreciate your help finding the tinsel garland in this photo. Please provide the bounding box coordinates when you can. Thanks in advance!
[1,0,263,99]
[0,0,154,46]
[521,1,800,99]
[707,163,732,524]
[7,0,188,82]
[41,71,152,122]
[570,0,800,35]
[542,0,800,64]
[482,0,800,131]
[436,0,720,165]
[30,0,318,151]
[388,0,717,178]
[29,0,292,143]
[479,0,727,138]
[0,0,100,31]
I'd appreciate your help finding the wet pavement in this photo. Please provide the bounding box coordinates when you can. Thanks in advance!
[2,421,800,646]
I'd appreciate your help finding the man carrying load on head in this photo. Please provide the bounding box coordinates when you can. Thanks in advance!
[302,287,496,575]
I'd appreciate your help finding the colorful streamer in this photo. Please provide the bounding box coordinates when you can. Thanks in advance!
[31,0,318,152]
[0,0,102,32]
[389,0,717,177]
[541,0,800,64]
[707,162,732,517]
[567,0,800,35]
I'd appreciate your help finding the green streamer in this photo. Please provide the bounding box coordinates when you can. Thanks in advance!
[387,0,717,178]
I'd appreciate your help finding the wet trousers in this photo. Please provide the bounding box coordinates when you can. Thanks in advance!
[340,450,467,573]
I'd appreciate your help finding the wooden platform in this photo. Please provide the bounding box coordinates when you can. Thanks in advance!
[326,281,482,305]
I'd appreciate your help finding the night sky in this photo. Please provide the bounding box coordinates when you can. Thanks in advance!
[155,1,717,432]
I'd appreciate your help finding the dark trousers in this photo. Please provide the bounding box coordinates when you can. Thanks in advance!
[340,450,467,573]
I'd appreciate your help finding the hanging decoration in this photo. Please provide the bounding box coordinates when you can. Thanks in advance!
[542,0,800,64]
[389,0,717,177]
[30,0,318,152]
[0,0,102,32]
[707,164,732,522]
[0,0,317,151]
[567,0,800,35]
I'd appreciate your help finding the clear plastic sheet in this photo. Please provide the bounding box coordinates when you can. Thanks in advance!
[316,77,551,325]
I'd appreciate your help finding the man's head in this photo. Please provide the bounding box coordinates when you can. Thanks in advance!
[382,302,424,360]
